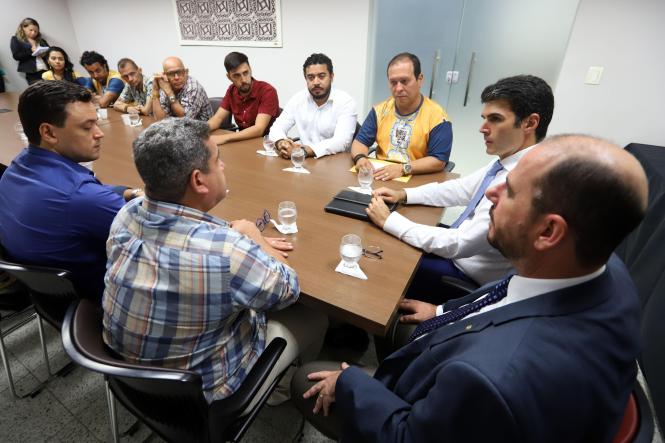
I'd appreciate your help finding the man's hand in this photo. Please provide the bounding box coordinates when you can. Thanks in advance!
[154,74,172,95]
[303,362,350,416]
[374,163,404,181]
[373,187,406,204]
[399,298,437,324]
[355,157,374,172]
[366,196,392,229]
[127,106,140,115]
[211,133,234,146]
[264,237,293,258]
[230,219,262,243]
[277,139,296,159]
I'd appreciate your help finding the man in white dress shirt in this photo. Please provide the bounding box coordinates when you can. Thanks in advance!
[269,53,358,159]
[366,75,554,327]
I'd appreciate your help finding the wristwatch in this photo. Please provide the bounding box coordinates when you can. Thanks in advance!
[402,162,412,175]
[168,95,176,104]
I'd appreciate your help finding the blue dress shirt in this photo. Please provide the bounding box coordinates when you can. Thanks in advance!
[0,146,125,298]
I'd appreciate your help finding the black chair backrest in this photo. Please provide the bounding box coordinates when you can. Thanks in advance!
[209,97,234,130]
[63,299,214,443]
[0,258,76,328]
[615,143,665,432]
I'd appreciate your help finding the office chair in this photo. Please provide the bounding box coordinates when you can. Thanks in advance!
[62,298,288,443]
[0,266,40,398]
[208,97,237,131]
[0,257,79,382]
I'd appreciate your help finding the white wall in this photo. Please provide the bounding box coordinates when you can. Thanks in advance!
[1,0,82,91]
[550,0,665,148]
[65,0,371,111]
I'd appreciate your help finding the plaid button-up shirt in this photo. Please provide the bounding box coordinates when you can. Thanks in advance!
[118,75,153,107]
[102,197,299,402]
[159,75,213,121]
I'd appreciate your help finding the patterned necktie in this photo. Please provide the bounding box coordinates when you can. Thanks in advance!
[408,276,513,342]
[450,160,504,228]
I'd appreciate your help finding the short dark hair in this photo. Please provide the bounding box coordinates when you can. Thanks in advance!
[117,58,138,71]
[224,52,249,73]
[303,53,333,76]
[531,135,646,267]
[18,81,92,145]
[80,50,109,71]
[133,118,211,203]
[386,52,421,78]
[481,75,554,142]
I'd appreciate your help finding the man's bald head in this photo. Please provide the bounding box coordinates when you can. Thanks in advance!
[527,134,648,267]
[162,56,185,71]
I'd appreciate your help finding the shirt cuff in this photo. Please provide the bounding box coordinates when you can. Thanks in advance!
[436,304,444,316]
[404,187,426,205]
[382,211,416,238]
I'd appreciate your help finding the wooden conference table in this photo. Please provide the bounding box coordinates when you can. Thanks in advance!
[0,92,458,336]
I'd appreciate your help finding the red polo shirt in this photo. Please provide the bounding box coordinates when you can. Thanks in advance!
[220,79,279,134]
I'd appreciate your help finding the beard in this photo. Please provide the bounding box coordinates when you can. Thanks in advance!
[309,84,331,101]
[487,207,525,260]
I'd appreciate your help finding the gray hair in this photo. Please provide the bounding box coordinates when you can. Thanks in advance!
[132,117,211,203]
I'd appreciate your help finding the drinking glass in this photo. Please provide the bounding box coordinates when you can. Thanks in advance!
[14,122,28,145]
[129,110,141,126]
[358,166,373,190]
[262,135,276,154]
[278,201,297,231]
[340,234,363,268]
[291,147,305,169]
[97,108,108,120]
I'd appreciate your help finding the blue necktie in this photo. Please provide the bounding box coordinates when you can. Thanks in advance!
[408,276,513,342]
[450,160,504,228]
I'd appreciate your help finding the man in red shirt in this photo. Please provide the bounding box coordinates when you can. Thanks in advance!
[208,52,280,145]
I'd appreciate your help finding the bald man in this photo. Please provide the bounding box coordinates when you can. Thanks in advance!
[152,56,212,121]
[292,134,648,442]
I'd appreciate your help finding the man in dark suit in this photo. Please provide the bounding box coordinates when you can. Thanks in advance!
[292,134,648,442]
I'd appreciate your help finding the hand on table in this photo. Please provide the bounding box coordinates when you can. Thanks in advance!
[399,298,437,323]
[230,219,262,243]
[366,196,391,228]
[265,237,293,257]
[212,132,234,145]
[372,187,406,204]
[355,157,374,172]
[373,163,404,181]
[303,362,350,416]
[277,139,297,159]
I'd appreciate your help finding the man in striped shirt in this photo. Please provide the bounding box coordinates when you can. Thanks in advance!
[103,117,327,402]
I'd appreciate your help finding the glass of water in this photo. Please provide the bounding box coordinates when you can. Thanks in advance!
[340,234,363,268]
[358,166,373,191]
[263,135,275,154]
[291,146,305,170]
[14,122,28,145]
[278,201,297,231]
[129,110,141,126]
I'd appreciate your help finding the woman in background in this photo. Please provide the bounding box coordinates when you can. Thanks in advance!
[42,46,88,87]
[10,17,50,84]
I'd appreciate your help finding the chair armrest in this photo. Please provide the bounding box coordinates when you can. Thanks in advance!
[210,337,287,414]
[440,275,478,297]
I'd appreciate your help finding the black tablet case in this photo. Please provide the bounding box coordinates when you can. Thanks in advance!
[324,189,398,221]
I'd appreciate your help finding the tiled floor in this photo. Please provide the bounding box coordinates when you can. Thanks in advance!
[0,310,375,442]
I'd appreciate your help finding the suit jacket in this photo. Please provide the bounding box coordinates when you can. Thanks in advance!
[10,36,49,74]
[336,255,640,442]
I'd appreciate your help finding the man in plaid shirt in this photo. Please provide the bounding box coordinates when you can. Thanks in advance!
[152,56,213,121]
[103,117,327,402]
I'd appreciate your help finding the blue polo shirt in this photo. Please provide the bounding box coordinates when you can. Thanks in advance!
[0,146,125,298]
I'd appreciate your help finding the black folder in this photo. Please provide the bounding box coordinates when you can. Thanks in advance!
[324,189,398,221]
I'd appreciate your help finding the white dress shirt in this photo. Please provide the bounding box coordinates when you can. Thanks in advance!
[268,88,358,158]
[383,146,534,285]
[436,265,606,316]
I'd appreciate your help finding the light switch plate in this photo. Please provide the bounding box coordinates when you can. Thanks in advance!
[584,66,604,85]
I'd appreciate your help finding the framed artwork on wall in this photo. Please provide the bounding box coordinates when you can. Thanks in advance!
[173,0,282,47]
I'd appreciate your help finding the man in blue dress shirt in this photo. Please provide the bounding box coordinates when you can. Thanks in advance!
[0,81,142,298]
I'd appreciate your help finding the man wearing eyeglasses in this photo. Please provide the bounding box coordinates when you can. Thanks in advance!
[152,56,213,121]
[103,117,327,405]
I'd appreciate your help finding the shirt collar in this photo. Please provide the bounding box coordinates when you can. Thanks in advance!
[500,144,536,171]
[506,265,607,306]
[306,88,335,107]
[26,145,95,176]
[141,196,228,226]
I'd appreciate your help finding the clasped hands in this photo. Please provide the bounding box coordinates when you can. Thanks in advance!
[365,187,407,228]
[276,139,313,159]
